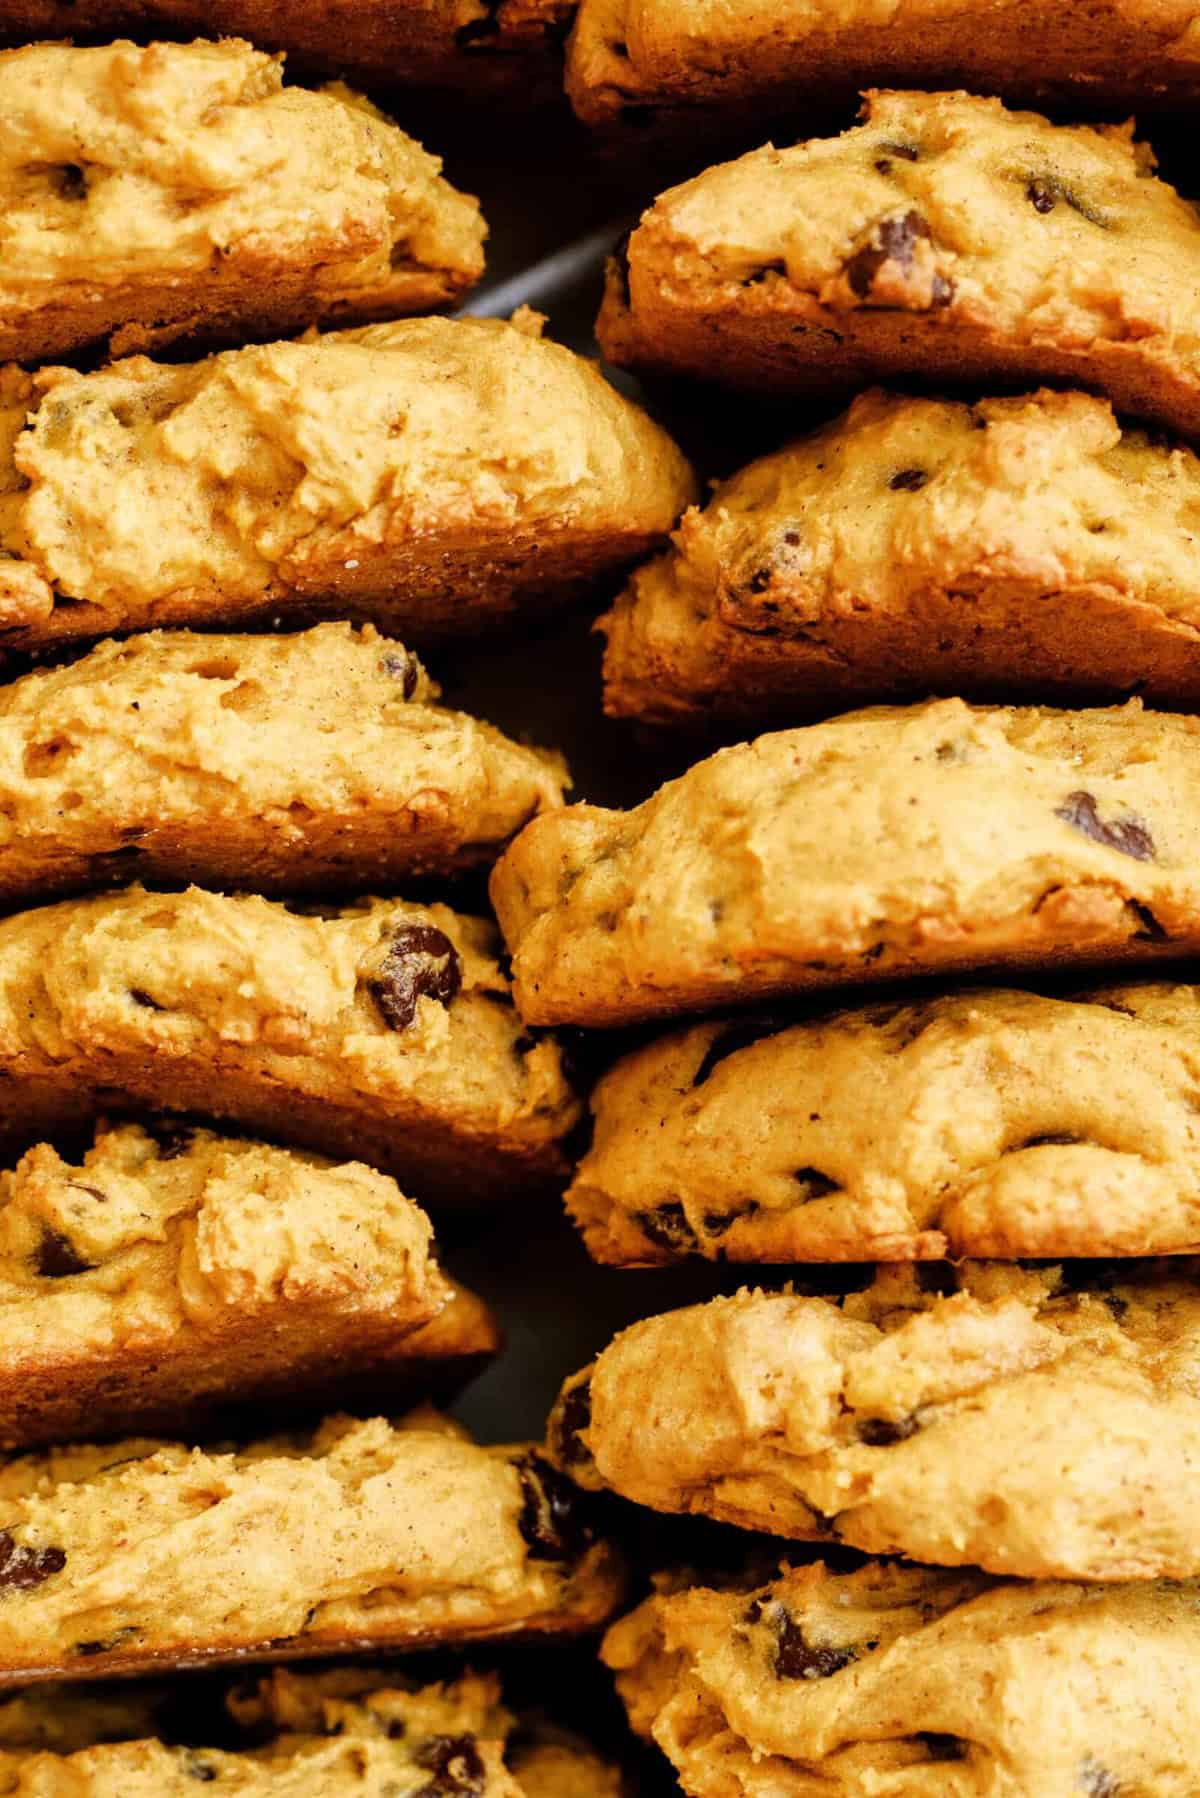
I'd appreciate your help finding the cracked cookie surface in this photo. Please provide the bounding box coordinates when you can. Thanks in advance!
[568,981,1200,1265]
[550,1262,1200,1580]
[0,1409,623,1683]
[0,623,566,903]
[491,697,1200,1027]
[0,885,579,1200]
[0,311,695,651]
[0,38,485,367]
[605,1559,1200,1798]
[601,388,1200,725]
[598,90,1200,437]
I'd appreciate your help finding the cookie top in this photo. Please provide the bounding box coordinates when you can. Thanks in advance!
[491,697,1200,1026]
[568,980,1200,1265]
[604,1559,1200,1798]
[0,1410,622,1682]
[0,311,695,649]
[598,90,1200,436]
[601,387,1200,723]
[549,1262,1200,1579]
[0,623,567,901]
[0,885,579,1198]
[0,39,486,364]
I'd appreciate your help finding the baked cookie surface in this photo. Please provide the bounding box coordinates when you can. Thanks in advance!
[0,886,579,1200]
[0,312,695,651]
[0,623,566,902]
[491,697,1200,1027]
[0,39,486,367]
[549,1262,1200,1579]
[568,981,1200,1265]
[0,1409,622,1683]
[605,1559,1200,1797]
[599,91,1200,437]
[602,388,1200,725]
[567,0,1200,125]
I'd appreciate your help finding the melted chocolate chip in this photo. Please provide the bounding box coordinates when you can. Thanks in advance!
[844,209,931,297]
[922,1734,968,1761]
[55,163,88,200]
[795,1167,838,1200]
[1130,901,1168,941]
[889,467,929,491]
[381,651,419,698]
[35,1229,92,1278]
[1012,1132,1081,1150]
[859,1415,918,1446]
[0,1530,65,1590]
[414,1734,486,1796]
[515,1454,589,1561]
[774,1608,857,1680]
[692,1015,791,1087]
[367,925,462,1031]
[1024,175,1110,227]
[1027,177,1058,213]
[634,1202,698,1252]
[128,988,162,1010]
[556,1380,593,1468]
[1055,791,1155,861]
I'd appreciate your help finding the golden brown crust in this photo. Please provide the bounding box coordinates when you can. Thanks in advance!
[599,91,1200,439]
[601,388,1200,726]
[491,698,1200,1028]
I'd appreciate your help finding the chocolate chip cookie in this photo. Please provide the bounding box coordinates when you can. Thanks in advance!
[549,1262,1200,1580]
[0,886,579,1200]
[0,1410,623,1683]
[491,698,1200,1027]
[601,388,1200,725]
[605,1559,1200,1798]
[0,623,566,903]
[0,311,695,651]
[598,91,1200,438]
[569,981,1200,1265]
[0,39,486,367]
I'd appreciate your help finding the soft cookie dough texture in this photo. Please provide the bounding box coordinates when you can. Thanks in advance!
[0,1410,622,1683]
[0,39,486,366]
[0,886,579,1199]
[602,388,1200,725]
[550,1263,1200,1580]
[492,697,1200,1027]
[600,90,1200,438]
[569,982,1200,1265]
[567,0,1200,124]
[0,623,566,903]
[606,1560,1200,1798]
[0,1665,624,1794]
[0,311,695,651]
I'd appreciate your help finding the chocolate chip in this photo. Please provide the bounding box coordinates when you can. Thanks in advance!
[770,1604,857,1679]
[611,230,633,307]
[414,1734,486,1796]
[1027,177,1058,213]
[844,209,930,297]
[692,1015,791,1087]
[1011,1132,1080,1151]
[922,1735,968,1761]
[128,989,162,1010]
[1103,1293,1129,1321]
[1130,902,1168,941]
[859,1415,918,1446]
[1076,1760,1121,1797]
[367,925,462,1031]
[515,1455,589,1561]
[140,1117,197,1159]
[795,1168,838,1200]
[633,1202,697,1252]
[381,651,419,698]
[878,140,920,161]
[556,1380,592,1467]
[1024,175,1110,228]
[0,1530,66,1590]
[889,468,929,491]
[35,1229,92,1278]
[1055,791,1155,861]
[54,163,88,200]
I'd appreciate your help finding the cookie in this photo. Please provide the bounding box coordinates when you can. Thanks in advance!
[0,310,695,652]
[0,623,566,903]
[549,1262,1200,1580]
[598,91,1200,438]
[491,697,1200,1028]
[0,885,579,1200]
[0,39,486,368]
[512,1739,628,1798]
[604,1559,1200,1798]
[568,981,1200,1265]
[0,2,567,95]
[0,1409,622,1683]
[601,388,1200,726]
[566,0,1200,127]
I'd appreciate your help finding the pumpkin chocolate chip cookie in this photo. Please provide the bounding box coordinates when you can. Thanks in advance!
[0,623,566,903]
[601,388,1200,725]
[491,697,1200,1028]
[0,39,486,368]
[0,886,579,1200]
[605,1559,1200,1798]
[568,981,1200,1266]
[598,90,1200,438]
[566,0,1200,127]
[549,1262,1200,1580]
[0,1409,623,1684]
[0,311,695,652]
